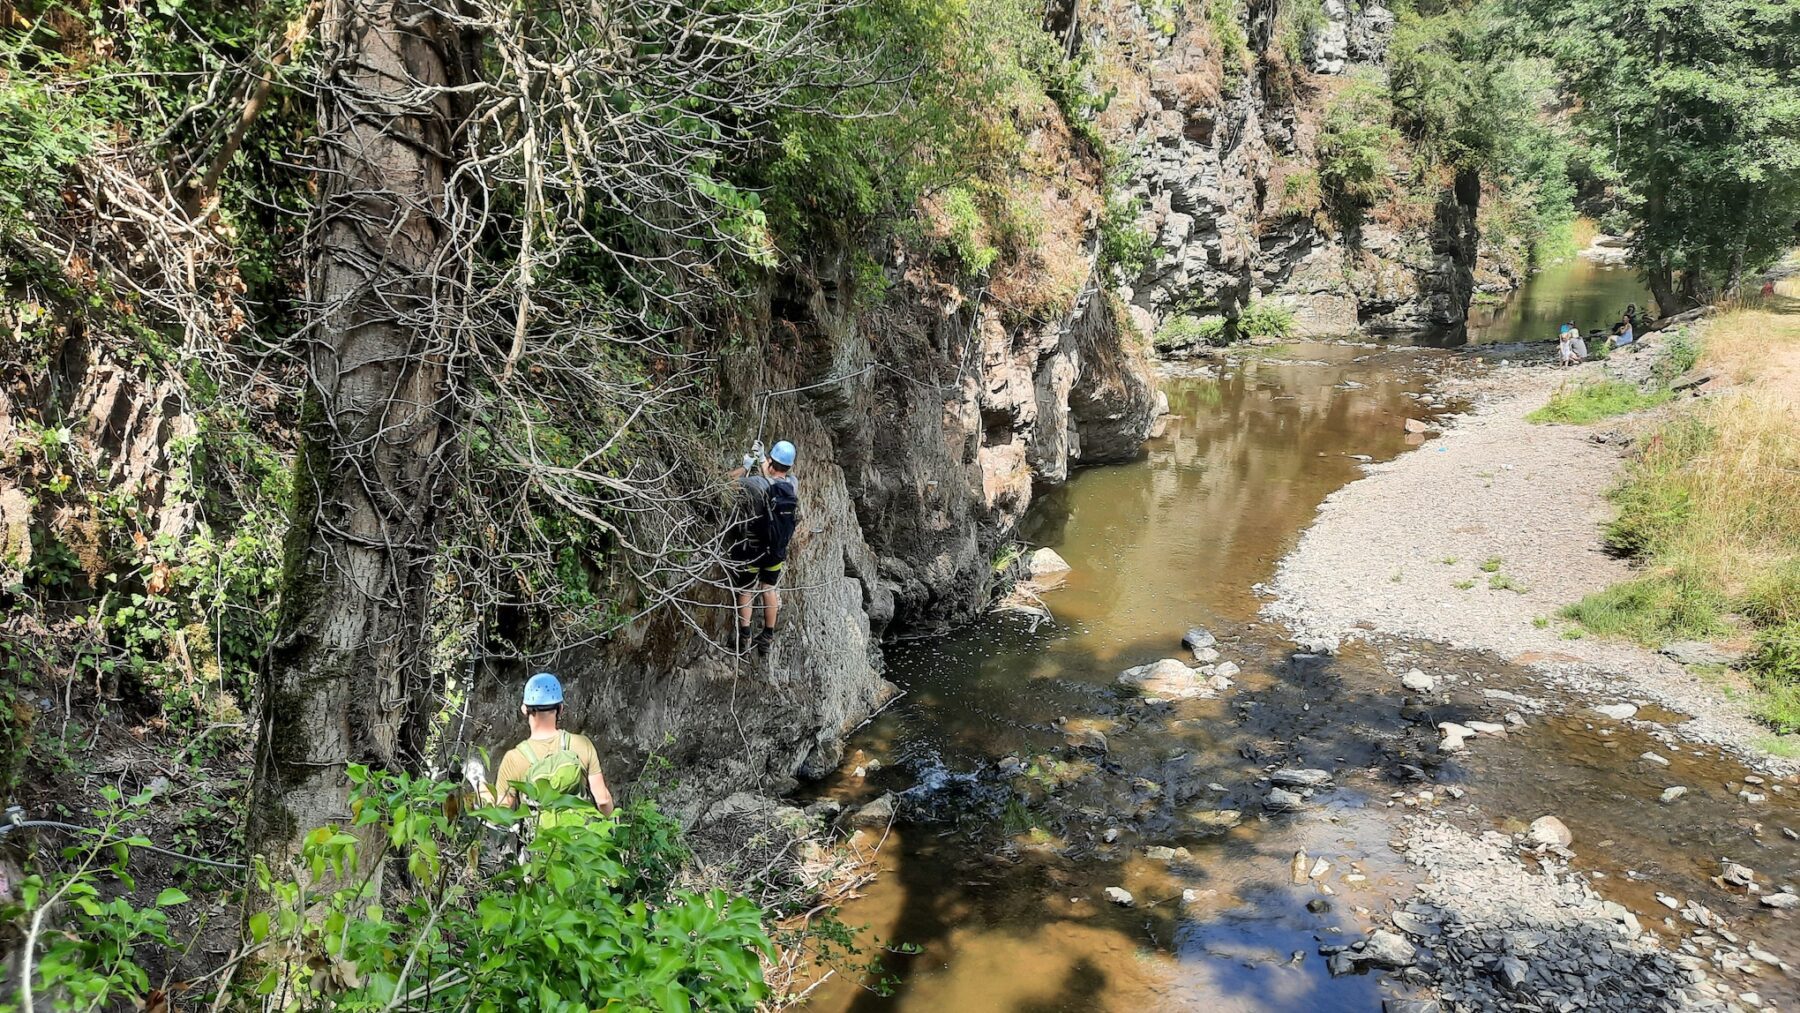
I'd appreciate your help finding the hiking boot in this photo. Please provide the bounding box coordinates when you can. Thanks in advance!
[735,625,755,655]
[755,626,776,656]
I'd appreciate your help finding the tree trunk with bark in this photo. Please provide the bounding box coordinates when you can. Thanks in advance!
[246,0,461,868]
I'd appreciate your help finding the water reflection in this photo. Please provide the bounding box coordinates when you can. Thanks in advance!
[1464,257,1650,346]
[806,344,1451,1012]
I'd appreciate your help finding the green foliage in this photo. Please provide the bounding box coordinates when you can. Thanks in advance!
[1526,381,1674,425]
[251,767,774,1011]
[1237,299,1297,339]
[0,786,190,1013]
[1099,195,1156,276]
[1156,314,1230,350]
[1479,556,1503,573]
[1650,327,1702,386]
[1317,77,1400,220]
[1275,168,1324,221]
[1559,571,1731,645]
[1209,0,1252,83]
[939,185,999,274]
[1512,0,1800,307]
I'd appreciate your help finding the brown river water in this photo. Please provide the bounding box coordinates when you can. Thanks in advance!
[799,262,1799,1011]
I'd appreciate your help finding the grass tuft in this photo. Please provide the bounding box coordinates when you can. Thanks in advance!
[1527,380,1673,425]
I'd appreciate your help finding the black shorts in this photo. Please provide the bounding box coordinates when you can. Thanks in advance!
[730,557,783,591]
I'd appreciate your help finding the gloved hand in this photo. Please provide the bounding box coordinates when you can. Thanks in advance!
[741,454,757,471]
[751,439,765,459]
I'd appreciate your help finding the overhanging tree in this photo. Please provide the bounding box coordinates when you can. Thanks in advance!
[1511,0,1800,312]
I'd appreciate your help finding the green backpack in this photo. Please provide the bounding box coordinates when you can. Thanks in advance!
[515,732,588,827]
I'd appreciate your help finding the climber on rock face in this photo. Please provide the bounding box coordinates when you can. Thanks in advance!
[727,439,799,655]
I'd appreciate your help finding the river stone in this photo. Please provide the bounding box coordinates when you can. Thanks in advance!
[1594,703,1638,721]
[1721,862,1757,890]
[1118,658,1213,699]
[1105,886,1135,907]
[1191,646,1221,664]
[1403,418,1430,434]
[850,792,897,828]
[1660,786,1688,804]
[1028,547,1072,578]
[1642,751,1672,767]
[1271,768,1333,790]
[1527,815,1573,848]
[1438,722,1474,752]
[1266,787,1307,811]
[1660,640,1741,667]
[1760,892,1798,909]
[1465,721,1506,736]
[1181,628,1218,651]
[1297,633,1340,655]
[1214,661,1241,679]
[1358,930,1417,968]
[1400,669,1435,693]
[1063,725,1109,754]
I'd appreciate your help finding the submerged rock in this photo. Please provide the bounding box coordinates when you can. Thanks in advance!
[1105,886,1135,907]
[1660,786,1688,804]
[1759,892,1798,909]
[1594,703,1638,721]
[850,792,898,828]
[1266,787,1308,811]
[1270,768,1333,790]
[1027,547,1071,577]
[1181,627,1217,651]
[1119,658,1215,699]
[1400,669,1435,693]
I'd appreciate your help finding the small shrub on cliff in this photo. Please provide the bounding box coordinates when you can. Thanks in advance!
[1238,299,1296,339]
[1317,77,1400,221]
[939,185,998,274]
[1156,314,1230,350]
[1099,195,1156,276]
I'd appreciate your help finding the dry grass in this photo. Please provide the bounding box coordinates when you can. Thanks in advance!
[1697,258,1800,393]
[1567,260,1800,734]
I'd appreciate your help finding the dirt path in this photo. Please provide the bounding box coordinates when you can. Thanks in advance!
[1265,339,1791,769]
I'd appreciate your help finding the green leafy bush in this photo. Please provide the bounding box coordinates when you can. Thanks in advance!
[1238,299,1296,339]
[1317,78,1400,218]
[1156,314,1229,350]
[251,767,775,1010]
[940,185,998,274]
[1099,195,1156,276]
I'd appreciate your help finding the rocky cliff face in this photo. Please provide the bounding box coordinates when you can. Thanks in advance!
[470,118,1159,816]
[1093,0,1496,339]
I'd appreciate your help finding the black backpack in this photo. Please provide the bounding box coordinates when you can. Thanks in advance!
[759,478,798,563]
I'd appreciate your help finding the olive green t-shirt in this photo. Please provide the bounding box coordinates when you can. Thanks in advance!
[494,731,601,804]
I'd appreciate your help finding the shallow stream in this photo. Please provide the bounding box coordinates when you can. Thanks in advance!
[802,264,1798,1011]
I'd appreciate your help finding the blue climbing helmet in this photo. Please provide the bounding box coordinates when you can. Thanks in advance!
[522,672,563,707]
[770,440,796,468]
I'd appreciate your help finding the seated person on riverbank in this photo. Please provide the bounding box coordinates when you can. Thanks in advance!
[1611,316,1636,349]
[1557,323,1582,366]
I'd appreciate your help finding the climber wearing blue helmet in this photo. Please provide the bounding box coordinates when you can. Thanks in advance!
[484,672,614,817]
[727,439,800,655]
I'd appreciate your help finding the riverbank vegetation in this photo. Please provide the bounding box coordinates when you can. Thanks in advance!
[1,0,1108,1004]
[1562,273,1800,735]
[1526,381,1673,425]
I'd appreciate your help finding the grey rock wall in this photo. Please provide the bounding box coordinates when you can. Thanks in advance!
[469,249,1158,819]
[1101,0,1482,341]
